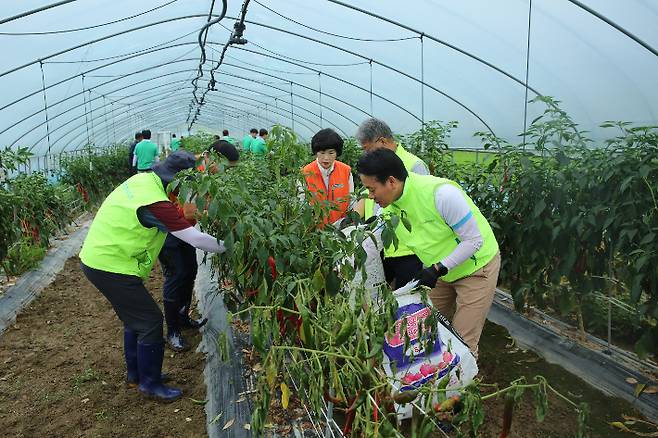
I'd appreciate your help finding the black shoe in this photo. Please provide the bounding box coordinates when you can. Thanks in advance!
[179,314,207,330]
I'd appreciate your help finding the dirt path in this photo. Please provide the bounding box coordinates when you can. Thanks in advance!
[0,257,208,438]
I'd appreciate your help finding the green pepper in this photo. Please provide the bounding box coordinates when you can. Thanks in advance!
[333,315,355,346]
[392,390,419,405]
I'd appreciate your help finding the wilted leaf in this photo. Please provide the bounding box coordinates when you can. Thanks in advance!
[626,377,638,385]
[634,383,647,398]
[643,386,658,394]
[281,382,290,409]
[222,418,235,430]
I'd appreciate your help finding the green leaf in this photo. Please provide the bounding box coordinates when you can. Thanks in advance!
[311,268,324,292]
[533,199,546,217]
[401,214,412,232]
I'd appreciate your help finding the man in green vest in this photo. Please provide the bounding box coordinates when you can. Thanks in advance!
[170,134,180,152]
[132,129,160,172]
[250,128,269,156]
[242,128,258,152]
[80,150,226,401]
[354,118,428,288]
[221,129,238,146]
[357,148,501,356]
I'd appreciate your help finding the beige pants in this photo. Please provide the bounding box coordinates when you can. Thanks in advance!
[428,252,501,356]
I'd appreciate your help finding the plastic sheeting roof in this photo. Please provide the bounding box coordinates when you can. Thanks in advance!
[1,0,657,156]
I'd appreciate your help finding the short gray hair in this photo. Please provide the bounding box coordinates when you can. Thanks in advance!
[355,118,394,145]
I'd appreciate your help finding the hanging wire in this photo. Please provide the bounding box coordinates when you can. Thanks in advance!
[253,0,416,42]
[222,52,315,75]
[249,40,369,67]
[0,0,180,35]
[521,0,533,150]
[44,29,199,64]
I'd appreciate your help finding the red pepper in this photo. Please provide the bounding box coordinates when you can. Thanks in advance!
[267,256,277,281]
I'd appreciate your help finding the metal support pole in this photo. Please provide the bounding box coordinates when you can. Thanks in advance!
[88,90,95,146]
[369,59,373,116]
[82,75,91,148]
[420,34,425,149]
[39,61,52,171]
[318,72,323,128]
[290,81,294,132]
[522,0,533,150]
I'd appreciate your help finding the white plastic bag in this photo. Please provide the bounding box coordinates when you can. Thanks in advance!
[341,224,386,299]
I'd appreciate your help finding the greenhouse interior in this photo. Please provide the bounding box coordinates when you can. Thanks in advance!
[1,1,657,437]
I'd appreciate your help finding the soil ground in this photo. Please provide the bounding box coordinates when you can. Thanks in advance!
[0,257,208,438]
[469,321,651,437]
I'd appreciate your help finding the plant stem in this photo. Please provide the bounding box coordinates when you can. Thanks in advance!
[270,345,353,360]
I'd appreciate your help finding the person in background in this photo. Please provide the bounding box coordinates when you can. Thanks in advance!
[356,148,500,356]
[353,118,429,288]
[158,192,203,352]
[208,139,240,166]
[221,129,238,146]
[170,134,180,152]
[80,150,226,401]
[128,131,143,175]
[242,128,258,152]
[132,129,160,173]
[250,128,269,156]
[213,135,220,141]
[301,128,353,225]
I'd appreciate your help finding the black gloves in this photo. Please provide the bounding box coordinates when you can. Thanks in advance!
[415,263,448,287]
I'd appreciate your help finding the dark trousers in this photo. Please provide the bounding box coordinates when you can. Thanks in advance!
[81,263,163,343]
[383,254,424,289]
[158,234,198,327]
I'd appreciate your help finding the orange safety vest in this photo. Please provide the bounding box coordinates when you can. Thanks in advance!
[302,160,351,224]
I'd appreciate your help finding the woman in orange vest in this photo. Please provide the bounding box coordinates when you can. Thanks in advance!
[302,128,354,225]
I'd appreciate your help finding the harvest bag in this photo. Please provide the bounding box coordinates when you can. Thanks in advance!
[384,284,478,419]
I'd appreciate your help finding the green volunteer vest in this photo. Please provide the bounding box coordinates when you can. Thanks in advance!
[242,135,253,152]
[363,144,427,258]
[386,173,498,283]
[223,136,237,146]
[80,172,169,279]
[170,139,181,151]
[135,140,159,170]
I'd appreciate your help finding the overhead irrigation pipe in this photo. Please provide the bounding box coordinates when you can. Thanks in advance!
[190,0,228,105]
[188,0,252,130]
